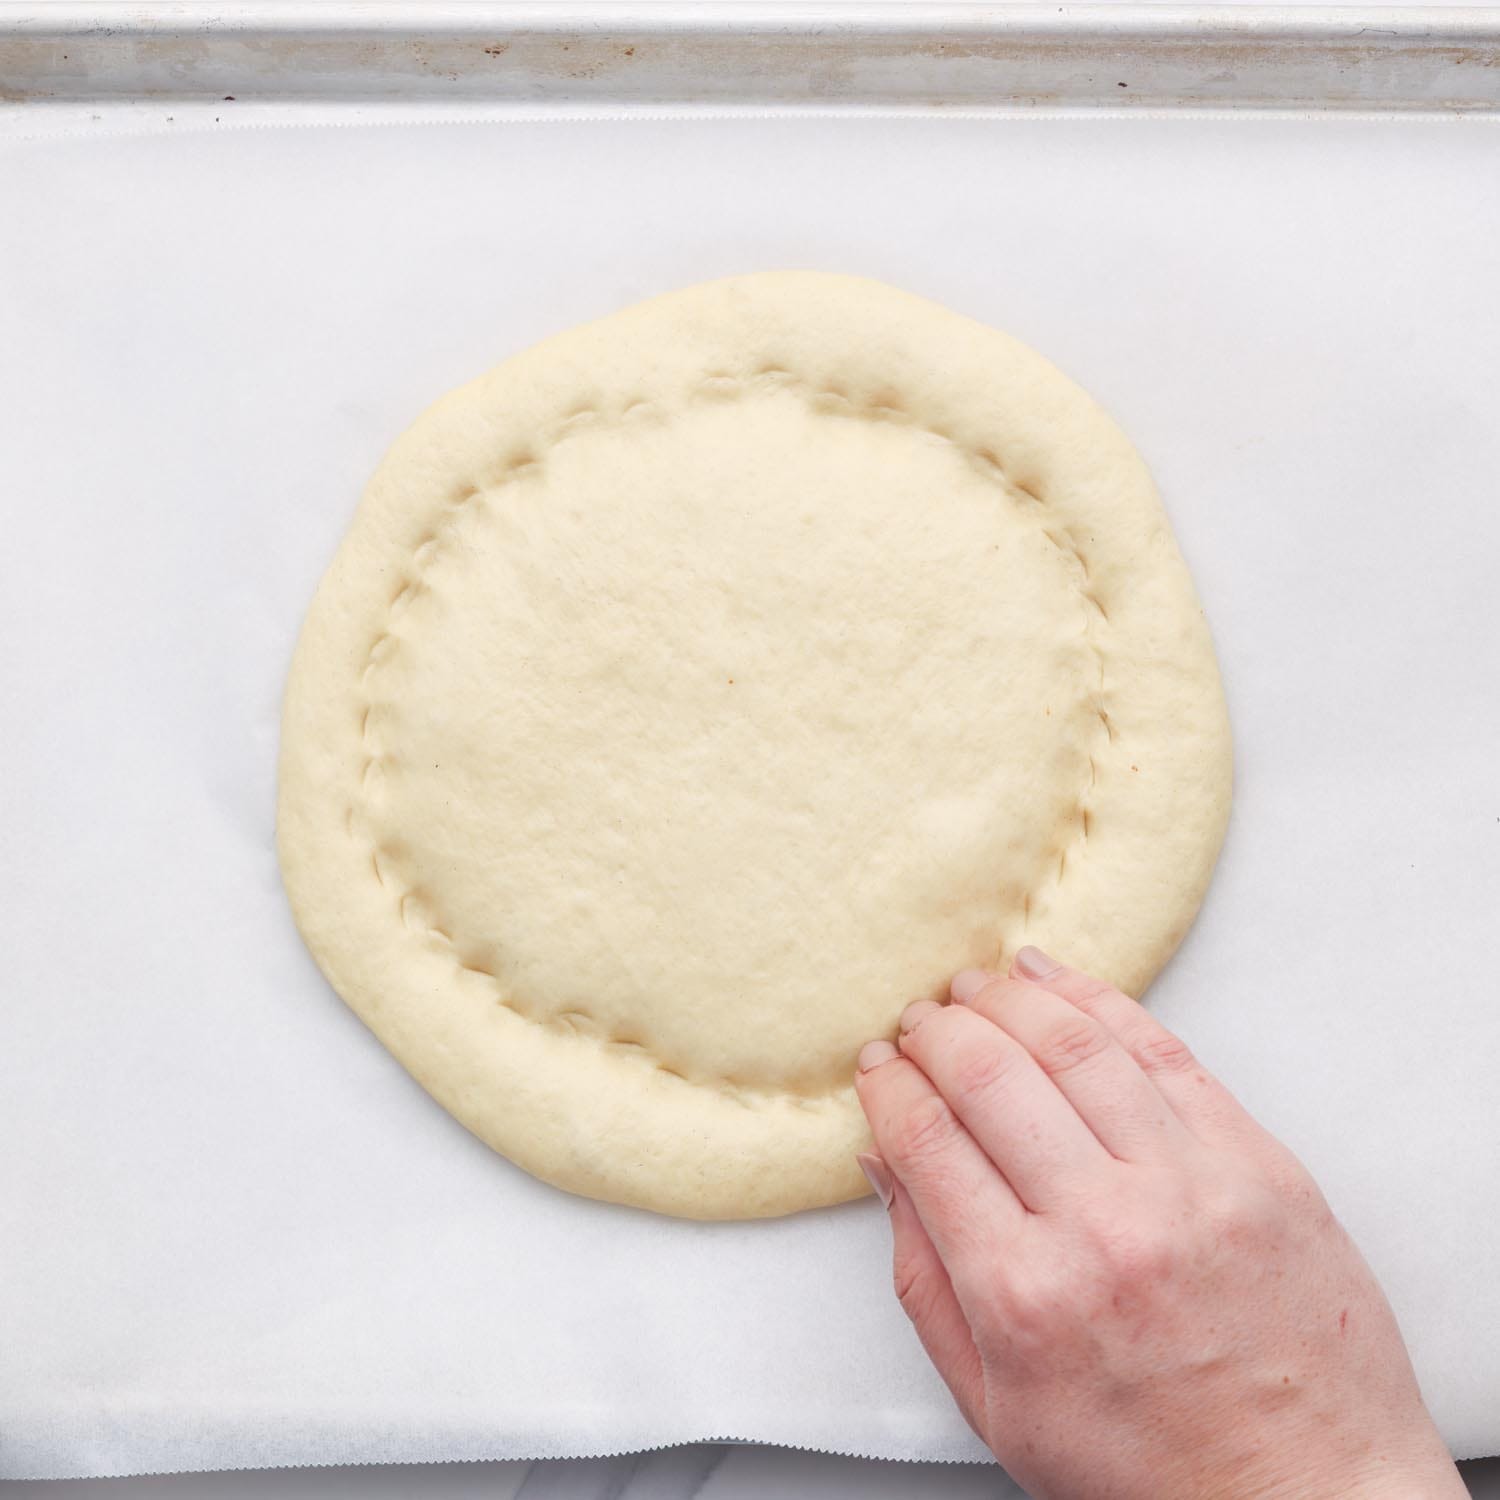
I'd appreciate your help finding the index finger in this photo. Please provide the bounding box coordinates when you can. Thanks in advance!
[855,1040,1027,1277]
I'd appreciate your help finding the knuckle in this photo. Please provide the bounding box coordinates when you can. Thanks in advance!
[949,1038,1025,1101]
[891,1093,961,1168]
[892,1253,940,1323]
[972,976,1029,1013]
[1031,1015,1112,1077]
[1099,1224,1177,1287]
[1199,1179,1285,1245]
[1070,974,1117,1004]
[1260,1142,1314,1191]
[995,1266,1072,1355]
[1134,1027,1198,1076]
[1060,974,1120,1014]
[1263,1154,1334,1222]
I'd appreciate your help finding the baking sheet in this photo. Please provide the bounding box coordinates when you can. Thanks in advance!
[1,112,1498,1481]
[8,3,1500,115]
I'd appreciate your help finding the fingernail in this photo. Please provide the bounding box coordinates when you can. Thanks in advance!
[1014,945,1061,979]
[857,1152,895,1209]
[898,999,941,1034]
[857,1039,899,1073]
[950,968,992,1004]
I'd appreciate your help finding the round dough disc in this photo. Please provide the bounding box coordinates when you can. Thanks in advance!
[277,272,1231,1220]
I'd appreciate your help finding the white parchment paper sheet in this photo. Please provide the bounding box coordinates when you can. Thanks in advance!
[1,114,1497,1481]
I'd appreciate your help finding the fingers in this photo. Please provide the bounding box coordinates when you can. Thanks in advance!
[1006,947,1274,1155]
[948,971,1192,1164]
[894,1000,1111,1211]
[855,1041,1026,1276]
[860,1154,984,1429]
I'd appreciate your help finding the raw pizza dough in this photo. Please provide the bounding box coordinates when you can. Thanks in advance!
[277,272,1231,1220]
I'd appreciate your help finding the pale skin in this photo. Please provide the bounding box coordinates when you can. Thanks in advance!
[854,947,1466,1500]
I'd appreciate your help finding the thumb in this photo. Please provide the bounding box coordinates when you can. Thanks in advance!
[860,1153,984,1431]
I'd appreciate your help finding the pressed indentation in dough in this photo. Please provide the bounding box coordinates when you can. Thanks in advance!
[345,368,1114,1107]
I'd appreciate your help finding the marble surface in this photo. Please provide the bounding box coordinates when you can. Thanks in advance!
[5,1448,1498,1498]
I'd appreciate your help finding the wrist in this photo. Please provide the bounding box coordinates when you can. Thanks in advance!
[1181,1413,1466,1500]
[1246,1447,1467,1500]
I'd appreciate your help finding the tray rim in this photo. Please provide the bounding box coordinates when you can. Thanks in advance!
[4,2,1500,113]
[6,2,1500,35]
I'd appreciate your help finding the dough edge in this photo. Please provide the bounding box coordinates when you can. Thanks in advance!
[276,271,1232,1220]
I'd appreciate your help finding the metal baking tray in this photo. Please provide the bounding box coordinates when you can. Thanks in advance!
[3,2,1499,121]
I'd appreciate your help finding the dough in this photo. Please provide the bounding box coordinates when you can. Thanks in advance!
[277,273,1231,1219]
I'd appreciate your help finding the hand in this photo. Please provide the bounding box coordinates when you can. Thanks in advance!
[854,948,1464,1500]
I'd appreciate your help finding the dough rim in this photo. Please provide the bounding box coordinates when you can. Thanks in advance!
[277,272,1232,1219]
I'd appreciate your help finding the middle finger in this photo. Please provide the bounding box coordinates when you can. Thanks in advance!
[951,971,1193,1163]
[897,1000,1111,1211]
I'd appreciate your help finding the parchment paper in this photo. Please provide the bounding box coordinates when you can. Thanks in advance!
[1,113,1497,1481]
